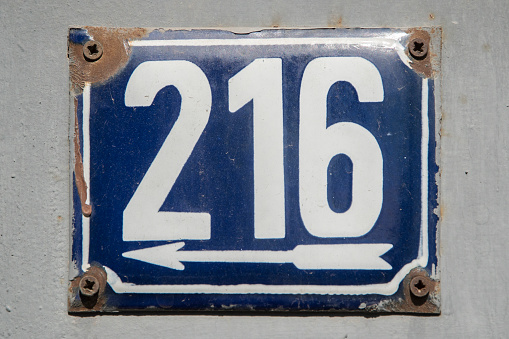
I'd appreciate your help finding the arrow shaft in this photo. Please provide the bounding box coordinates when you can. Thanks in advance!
[179,250,293,264]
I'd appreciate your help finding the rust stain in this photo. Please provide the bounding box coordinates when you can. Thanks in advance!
[69,26,148,95]
[271,15,282,28]
[439,200,445,221]
[68,266,109,312]
[327,15,343,28]
[429,13,435,20]
[73,98,92,217]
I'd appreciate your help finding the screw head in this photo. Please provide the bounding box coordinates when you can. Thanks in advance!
[408,38,428,60]
[410,275,431,298]
[83,40,103,62]
[79,275,100,297]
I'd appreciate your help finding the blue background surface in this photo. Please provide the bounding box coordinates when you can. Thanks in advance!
[73,29,438,310]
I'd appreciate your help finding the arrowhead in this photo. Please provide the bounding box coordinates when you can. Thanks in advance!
[122,242,186,270]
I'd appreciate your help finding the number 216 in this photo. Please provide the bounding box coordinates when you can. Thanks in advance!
[122,57,384,242]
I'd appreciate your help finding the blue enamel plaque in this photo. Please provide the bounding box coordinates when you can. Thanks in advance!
[69,28,440,313]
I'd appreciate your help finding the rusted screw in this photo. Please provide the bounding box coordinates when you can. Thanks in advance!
[83,40,103,62]
[408,38,428,60]
[79,275,100,297]
[410,275,431,298]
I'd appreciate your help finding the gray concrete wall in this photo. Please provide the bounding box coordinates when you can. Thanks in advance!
[0,0,507,337]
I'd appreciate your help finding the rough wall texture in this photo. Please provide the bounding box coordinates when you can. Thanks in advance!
[0,0,507,337]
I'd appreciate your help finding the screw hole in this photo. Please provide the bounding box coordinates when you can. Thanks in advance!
[413,41,425,53]
[87,44,99,55]
[83,279,95,291]
[414,279,426,290]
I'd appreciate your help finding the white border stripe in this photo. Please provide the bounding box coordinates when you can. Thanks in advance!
[81,40,431,295]
[130,37,412,70]
[419,78,429,264]
[131,37,398,47]
[81,82,91,271]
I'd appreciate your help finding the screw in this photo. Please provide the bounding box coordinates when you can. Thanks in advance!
[83,40,103,62]
[410,275,431,298]
[408,38,428,60]
[79,275,100,297]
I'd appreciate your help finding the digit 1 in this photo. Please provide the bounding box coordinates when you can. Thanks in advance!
[299,57,384,238]
[228,58,286,239]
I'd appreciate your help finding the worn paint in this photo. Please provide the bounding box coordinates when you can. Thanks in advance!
[366,268,440,314]
[406,28,441,78]
[69,27,149,216]
[69,27,148,95]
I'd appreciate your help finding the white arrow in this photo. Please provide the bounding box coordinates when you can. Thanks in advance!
[123,242,393,270]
